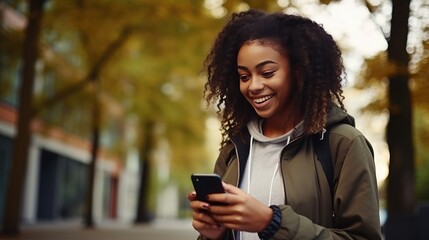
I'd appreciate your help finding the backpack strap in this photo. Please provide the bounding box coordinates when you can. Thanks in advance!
[312,129,335,219]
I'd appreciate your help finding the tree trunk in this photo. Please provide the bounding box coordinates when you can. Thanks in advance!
[83,81,101,228]
[135,121,154,223]
[386,0,414,215]
[1,0,47,236]
[385,0,415,238]
[81,27,132,229]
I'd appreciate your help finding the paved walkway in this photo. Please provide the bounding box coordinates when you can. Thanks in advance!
[0,219,199,240]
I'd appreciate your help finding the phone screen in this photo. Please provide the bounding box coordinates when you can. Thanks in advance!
[191,173,225,204]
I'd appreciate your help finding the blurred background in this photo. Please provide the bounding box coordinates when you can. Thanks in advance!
[0,0,428,239]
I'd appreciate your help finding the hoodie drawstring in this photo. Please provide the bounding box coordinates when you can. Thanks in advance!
[320,128,327,140]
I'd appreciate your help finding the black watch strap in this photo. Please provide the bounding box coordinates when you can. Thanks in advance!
[258,205,282,240]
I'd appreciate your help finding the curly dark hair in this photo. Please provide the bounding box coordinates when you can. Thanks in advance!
[204,9,346,146]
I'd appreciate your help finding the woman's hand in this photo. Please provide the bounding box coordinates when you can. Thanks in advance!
[206,182,273,232]
[187,191,226,240]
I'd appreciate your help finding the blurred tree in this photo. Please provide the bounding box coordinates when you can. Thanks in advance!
[1,0,224,232]
[385,0,414,217]
[38,0,218,226]
[358,0,429,205]
[135,120,154,222]
[355,0,429,236]
[30,0,139,228]
[1,0,47,236]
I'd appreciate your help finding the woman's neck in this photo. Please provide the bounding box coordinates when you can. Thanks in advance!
[262,118,297,138]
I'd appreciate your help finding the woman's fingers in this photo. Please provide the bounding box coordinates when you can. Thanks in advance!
[192,218,225,240]
[187,191,197,201]
[222,182,243,194]
[207,182,246,205]
[188,191,226,239]
[192,209,218,225]
[200,184,273,232]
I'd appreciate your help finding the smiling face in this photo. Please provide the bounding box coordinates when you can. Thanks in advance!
[237,40,294,125]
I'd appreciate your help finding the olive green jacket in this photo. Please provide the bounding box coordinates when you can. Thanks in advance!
[202,106,382,240]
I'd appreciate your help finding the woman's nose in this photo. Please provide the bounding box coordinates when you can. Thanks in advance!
[249,77,264,91]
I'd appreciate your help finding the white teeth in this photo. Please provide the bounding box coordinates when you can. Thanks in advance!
[254,95,273,104]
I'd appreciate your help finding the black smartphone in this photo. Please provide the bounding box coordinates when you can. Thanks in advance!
[191,173,225,205]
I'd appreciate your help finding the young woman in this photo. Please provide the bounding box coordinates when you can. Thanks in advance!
[188,9,381,240]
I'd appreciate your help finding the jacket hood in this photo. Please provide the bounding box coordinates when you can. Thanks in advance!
[326,104,355,129]
[231,105,354,144]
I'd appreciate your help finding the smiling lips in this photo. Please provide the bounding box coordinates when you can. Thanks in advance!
[253,94,275,104]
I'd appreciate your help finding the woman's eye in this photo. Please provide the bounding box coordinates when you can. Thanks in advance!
[262,71,275,78]
[239,75,250,81]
